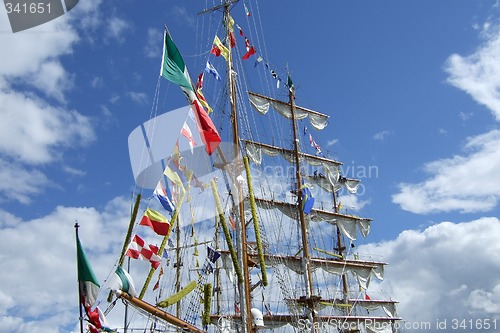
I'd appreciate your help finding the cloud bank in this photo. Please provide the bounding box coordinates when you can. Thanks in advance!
[359,217,500,332]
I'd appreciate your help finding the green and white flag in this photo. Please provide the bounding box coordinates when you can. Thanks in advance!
[159,30,221,155]
[160,31,193,94]
[114,265,137,297]
[77,236,100,307]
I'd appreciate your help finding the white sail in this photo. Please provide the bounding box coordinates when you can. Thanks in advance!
[244,140,341,167]
[248,92,329,130]
[252,197,372,240]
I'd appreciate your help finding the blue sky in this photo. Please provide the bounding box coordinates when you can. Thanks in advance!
[1,1,500,332]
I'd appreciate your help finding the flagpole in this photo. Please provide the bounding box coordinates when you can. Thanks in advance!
[124,256,130,333]
[75,222,84,333]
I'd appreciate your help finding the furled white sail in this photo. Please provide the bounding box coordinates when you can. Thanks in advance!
[244,140,340,168]
[252,197,372,240]
[248,92,329,130]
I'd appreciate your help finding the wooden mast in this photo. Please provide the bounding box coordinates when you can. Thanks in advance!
[289,82,317,328]
[332,187,350,305]
[200,1,253,332]
[118,291,206,333]
[223,3,254,333]
[214,214,222,314]
[175,215,182,318]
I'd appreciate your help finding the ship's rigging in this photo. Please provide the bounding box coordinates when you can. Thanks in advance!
[77,1,402,333]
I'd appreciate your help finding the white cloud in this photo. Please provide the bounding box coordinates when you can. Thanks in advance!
[72,0,103,30]
[172,6,196,29]
[326,139,338,147]
[62,165,86,177]
[0,198,132,333]
[0,4,102,204]
[0,90,95,165]
[459,111,473,122]
[0,18,77,79]
[127,91,149,105]
[359,217,500,331]
[31,60,74,102]
[445,25,500,121]
[90,76,104,88]
[393,129,500,214]
[0,14,77,102]
[373,130,392,141]
[394,23,500,214]
[438,128,448,135]
[467,286,500,315]
[110,94,120,104]
[0,159,51,204]
[144,27,162,58]
[106,16,131,43]
[338,193,370,211]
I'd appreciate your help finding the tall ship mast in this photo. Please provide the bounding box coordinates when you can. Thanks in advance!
[79,2,401,333]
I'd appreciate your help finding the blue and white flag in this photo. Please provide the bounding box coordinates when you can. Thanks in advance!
[205,61,221,81]
[154,181,175,212]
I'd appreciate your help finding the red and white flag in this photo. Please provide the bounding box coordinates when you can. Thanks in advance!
[242,37,256,60]
[181,121,197,153]
[86,306,109,333]
[126,235,162,269]
[196,72,204,90]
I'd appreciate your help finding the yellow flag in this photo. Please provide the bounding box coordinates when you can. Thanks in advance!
[164,166,185,191]
[227,15,235,32]
[213,35,229,61]
[196,88,213,113]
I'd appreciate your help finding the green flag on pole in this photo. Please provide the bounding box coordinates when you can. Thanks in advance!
[77,236,100,307]
[160,31,193,92]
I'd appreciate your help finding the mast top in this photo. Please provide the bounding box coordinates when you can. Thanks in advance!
[198,0,239,15]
